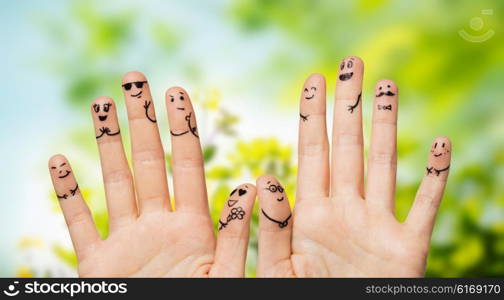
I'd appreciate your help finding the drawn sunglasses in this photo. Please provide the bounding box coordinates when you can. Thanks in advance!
[122,81,147,91]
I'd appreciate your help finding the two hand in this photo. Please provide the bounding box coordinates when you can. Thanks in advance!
[49,57,451,277]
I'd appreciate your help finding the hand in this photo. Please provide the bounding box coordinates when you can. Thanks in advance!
[49,72,256,277]
[256,57,452,277]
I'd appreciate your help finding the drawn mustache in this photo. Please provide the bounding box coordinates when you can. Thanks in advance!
[375,91,395,97]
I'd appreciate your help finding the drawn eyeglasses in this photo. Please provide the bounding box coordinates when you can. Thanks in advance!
[265,184,284,193]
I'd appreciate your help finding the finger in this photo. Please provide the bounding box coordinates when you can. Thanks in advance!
[91,97,137,230]
[49,154,100,260]
[297,73,330,202]
[331,56,365,197]
[165,87,208,214]
[122,71,171,213]
[256,175,293,277]
[406,137,452,237]
[211,184,256,277]
[365,80,399,213]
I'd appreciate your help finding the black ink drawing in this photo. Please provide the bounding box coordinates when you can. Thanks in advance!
[70,184,79,196]
[57,193,68,200]
[261,209,291,228]
[51,162,71,179]
[378,104,392,110]
[304,86,316,100]
[264,181,285,201]
[376,85,395,97]
[218,207,246,231]
[426,165,450,176]
[426,141,451,176]
[347,92,361,113]
[300,113,309,122]
[339,57,355,81]
[96,127,120,139]
[170,112,199,138]
[227,187,247,207]
[93,103,112,121]
[122,81,146,98]
[56,184,79,200]
[143,100,157,123]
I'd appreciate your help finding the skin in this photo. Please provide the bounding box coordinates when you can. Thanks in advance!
[49,71,256,277]
[256,57,452,277]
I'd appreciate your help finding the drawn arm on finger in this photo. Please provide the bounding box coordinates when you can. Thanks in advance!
[300,113,309,122]
[347,92,361,113]
[143,100,157,123]
[261,209,291,228]
[95,127,121,139]
[170,112,199,138]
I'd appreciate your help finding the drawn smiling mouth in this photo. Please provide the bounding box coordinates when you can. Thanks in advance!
[376,91,396,97]
[177,107,185,111]
[131,91,143,98]
[98,115,108,121]
[277,197,284,202]
[227,199,238,207]
[305,94,315,100]
[58,170,71,179]
[434,153,443,157]
[339,72,353,81]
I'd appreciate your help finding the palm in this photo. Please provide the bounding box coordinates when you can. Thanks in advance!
[256,58,451,277]
[291,199,425,277]
[78,212,215,277]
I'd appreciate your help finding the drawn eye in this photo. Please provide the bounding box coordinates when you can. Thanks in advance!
[442,143,445,148]
[170,96,174,102]
[387,85,391,88]
[93,104,100,113]
[104,103,111,112]
[51,166,56,169]
[311,87,316,91]
[179,96,184,101]
[304,88,308,92]
[340,62,345,70]
[267,185,278,193]
[347,60,353,68]
[122,83,132,90]
[434,142,438,148]
[379,86,382,90]
[230,189,237,196]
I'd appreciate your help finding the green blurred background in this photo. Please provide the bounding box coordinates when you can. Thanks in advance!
[1,0,503,277]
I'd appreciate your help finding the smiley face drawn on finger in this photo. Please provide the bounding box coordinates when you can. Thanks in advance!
[51,162,71,179]
[93,102,112,122]
[219,185,249,230]
[92,100,120,139]
[50,161,79,200]
[339,57,355,81]
[426,140,451,176]
[260,181,291,227]
[376,84,396,98]
[122,72,157,123]
[264,180,285,201]
[168,90,199,138]
[303,86,317,100]
[227,186,248,207]
[122,81,147,99]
